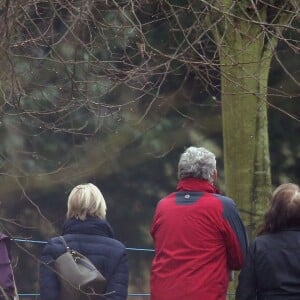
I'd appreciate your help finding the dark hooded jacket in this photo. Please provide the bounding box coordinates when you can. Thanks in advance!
[39,217,128,300]
[236,228,300,300]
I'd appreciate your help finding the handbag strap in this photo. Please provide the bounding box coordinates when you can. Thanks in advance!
[59,236,70,252]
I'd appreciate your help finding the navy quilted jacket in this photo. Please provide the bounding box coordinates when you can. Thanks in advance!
[39,217,129,300]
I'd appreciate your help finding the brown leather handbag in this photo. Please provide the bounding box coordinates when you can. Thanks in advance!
[54,236,107,300]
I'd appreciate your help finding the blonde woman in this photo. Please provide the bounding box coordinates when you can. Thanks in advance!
[39,183,129,300]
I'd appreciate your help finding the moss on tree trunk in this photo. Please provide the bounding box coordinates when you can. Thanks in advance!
[219,20,273,238]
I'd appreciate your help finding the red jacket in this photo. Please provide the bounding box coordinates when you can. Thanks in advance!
[150,178,248,300]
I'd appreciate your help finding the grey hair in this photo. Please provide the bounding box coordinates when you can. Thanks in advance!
[178,147,216,181]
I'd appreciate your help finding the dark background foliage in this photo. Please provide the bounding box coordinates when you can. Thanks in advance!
[0,1,298,298]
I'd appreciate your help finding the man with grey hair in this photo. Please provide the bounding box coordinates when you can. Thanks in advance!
[150,146,248,300]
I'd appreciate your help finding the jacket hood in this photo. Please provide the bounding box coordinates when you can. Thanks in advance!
[62,216,115,238]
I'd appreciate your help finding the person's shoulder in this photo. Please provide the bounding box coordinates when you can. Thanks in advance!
[210,194,242,220]
[74,231,127,254]
[161,192,176,200]
[0,233,10,246]
[103,236,127,252]
[0,233,9,240]
[41,235,65,255]
[213,193,235,205]
[156,192,176,206]
[0,233,11,257]
[46,235,65,247]
[212,193,237,210]
[248,234,271,253]
[253,232,283,245]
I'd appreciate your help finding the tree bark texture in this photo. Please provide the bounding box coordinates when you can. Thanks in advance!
[218,18,274,238]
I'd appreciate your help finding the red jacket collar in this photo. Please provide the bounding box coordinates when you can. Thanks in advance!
[176,178,218,194]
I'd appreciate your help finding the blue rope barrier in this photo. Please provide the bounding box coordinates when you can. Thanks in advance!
[13,238,47,244]
[126,247,154,252]
[18,294,151,297]
[12,238,155,252]
[18,293,234,298]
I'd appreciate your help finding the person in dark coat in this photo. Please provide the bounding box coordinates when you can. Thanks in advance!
[39,183,129,300]
[236,183,300,300]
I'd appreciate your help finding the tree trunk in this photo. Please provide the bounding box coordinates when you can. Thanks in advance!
[219,20,274,239]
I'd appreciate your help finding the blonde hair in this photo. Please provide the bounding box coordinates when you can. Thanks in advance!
[67,183,107,220]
